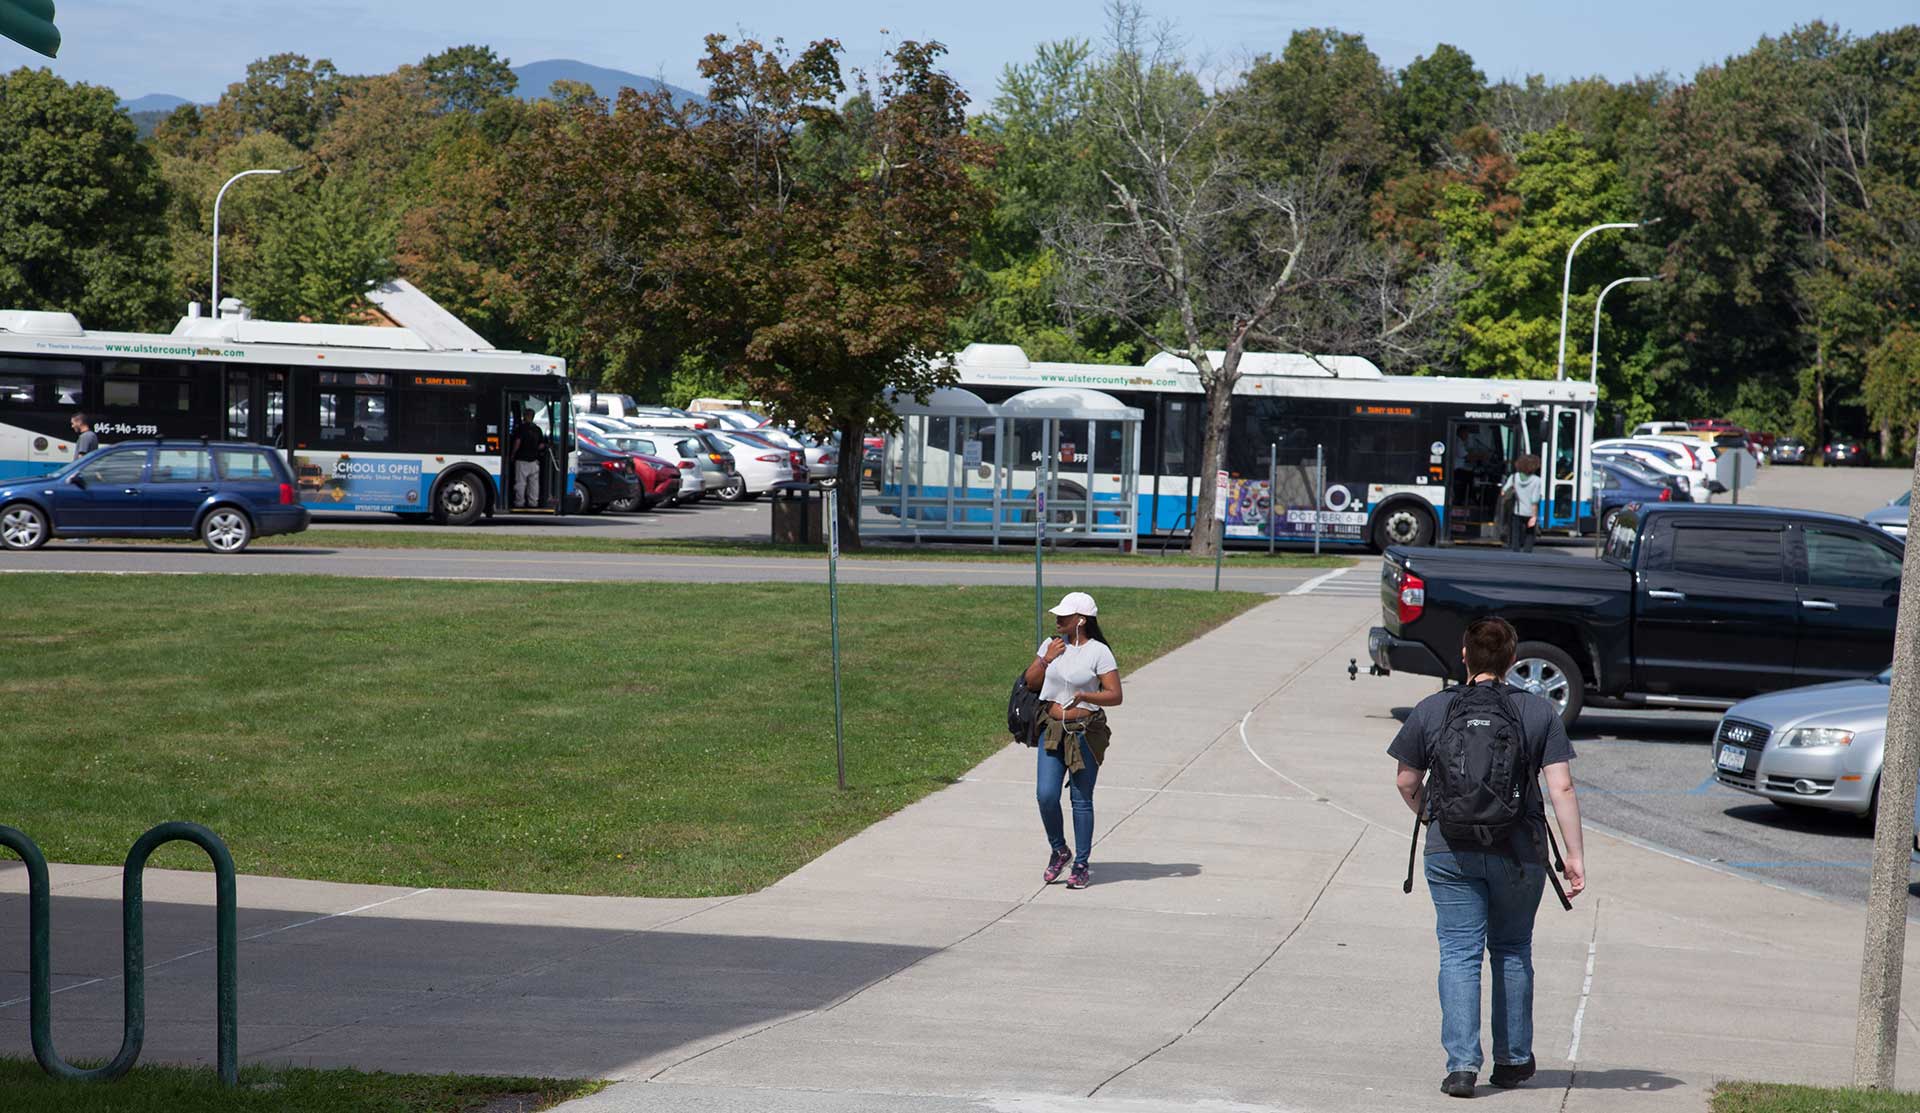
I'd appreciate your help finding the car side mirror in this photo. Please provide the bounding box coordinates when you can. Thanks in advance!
[67,473,86,488]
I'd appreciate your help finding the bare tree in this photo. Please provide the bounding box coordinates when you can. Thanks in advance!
[1049,2,1464,554]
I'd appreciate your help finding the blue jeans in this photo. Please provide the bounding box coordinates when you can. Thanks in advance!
[1425,850,1547,1073]
[1037,735,1098,866]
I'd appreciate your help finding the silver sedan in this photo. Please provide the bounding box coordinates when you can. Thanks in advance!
[1712,670,1891,818]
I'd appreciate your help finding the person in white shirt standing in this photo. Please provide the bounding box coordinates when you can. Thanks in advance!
[1500,455,1544,552]
[1020,591,1123,889]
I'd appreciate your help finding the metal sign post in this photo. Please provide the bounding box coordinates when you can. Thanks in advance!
[1268,443,1277,556]
[827,486,846,791]
[1213,469,1228,592]
[1314,445,1325,556]
[1034,472,1046,648]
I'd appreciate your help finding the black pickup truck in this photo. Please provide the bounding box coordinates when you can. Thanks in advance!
[1367,504,1902,725]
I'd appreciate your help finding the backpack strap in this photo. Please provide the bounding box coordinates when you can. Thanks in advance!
[1403,812,1422,894]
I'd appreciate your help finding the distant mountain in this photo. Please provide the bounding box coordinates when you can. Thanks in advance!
[121,93,191,114]
[510,59,701,106]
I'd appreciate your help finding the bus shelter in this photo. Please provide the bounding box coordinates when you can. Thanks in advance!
[867,386,1143,549]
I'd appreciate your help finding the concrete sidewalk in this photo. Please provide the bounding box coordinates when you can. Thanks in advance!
[6,593,1920,1112]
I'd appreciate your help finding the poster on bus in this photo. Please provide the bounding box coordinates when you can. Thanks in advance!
[292,452,427,512]
[1222,467,1368,541]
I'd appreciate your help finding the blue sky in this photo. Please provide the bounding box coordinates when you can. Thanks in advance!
[18,0,1918,105]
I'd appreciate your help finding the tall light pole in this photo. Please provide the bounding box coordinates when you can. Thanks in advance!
[210,168,288,318]
[1556,219,1659,381]
[1588,275,1659,386]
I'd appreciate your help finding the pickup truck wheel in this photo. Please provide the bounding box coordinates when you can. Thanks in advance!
[1506,641,1584,727]
[1371,503,1434,551]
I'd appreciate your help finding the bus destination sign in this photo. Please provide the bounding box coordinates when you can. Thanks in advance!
[1351,404,1418,418]
[410,374,472,388]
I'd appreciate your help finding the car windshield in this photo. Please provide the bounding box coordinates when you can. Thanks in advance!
[1876,669,1892,684]
[1894,491,1911,508]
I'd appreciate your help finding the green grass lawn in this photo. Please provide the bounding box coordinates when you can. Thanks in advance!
[264,528,1355,568]
[0,1059,600,1112]
[0,576,1260,897]
[1714,1082,1920,1112]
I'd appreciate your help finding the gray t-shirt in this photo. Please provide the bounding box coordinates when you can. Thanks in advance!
[1387,682,1575,859]
[1502,472,1544,516]
[75,429,99,457]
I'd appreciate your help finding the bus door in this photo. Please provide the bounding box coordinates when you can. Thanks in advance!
[1543,405,1585,531]
[1444,417,1514,543]
[223,368,287,447]
[503,390,568,512]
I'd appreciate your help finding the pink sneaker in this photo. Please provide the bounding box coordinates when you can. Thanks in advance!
[1066,862,1091,889]
[1043,848,1071,883]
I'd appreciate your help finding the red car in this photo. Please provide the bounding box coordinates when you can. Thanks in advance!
[577,430,683,509]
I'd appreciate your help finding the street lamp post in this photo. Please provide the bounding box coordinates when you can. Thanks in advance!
[210,168,287,318]
[1588,275,1659,386]
[1556,219,1659,381]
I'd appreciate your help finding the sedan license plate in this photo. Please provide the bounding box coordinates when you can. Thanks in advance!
[1717,745,1748,772]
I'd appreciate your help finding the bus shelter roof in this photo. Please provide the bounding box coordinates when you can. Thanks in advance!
[884,386,998,417]
[996,387,1143,422]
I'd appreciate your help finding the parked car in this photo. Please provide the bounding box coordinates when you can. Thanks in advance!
[1368,504,1903,726]
[1588,458,1674,531]
[629,426,738,499]
[863,435,885,490]
[1865,491,1909,542]
[739,426,837,483]
[1712,669,1891,819]
[0,441,309,553]
[710,430,802,501]
[577,428,683,510]
[573,393,710,429]
[1631,421,1695,437]
[571,445,640,514]
[1771,436,1810,465]
[1824,438,1870,466]
[1592,440,1707,500]
[693,409,771,431]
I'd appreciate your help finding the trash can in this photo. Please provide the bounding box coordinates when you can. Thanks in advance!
[770,482,825,544]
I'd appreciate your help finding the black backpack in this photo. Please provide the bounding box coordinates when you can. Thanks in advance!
[1429,681,1531,847]
[1007,671,1043,747]
[1402,681,1573,910]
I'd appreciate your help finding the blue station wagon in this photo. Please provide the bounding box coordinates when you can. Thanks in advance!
[0,441,311,553]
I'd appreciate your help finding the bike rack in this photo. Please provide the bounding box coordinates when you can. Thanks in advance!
[0,821,238,1086]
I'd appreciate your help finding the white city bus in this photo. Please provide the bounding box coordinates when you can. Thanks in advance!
[949,344,1598,548]
[0,307,574,524]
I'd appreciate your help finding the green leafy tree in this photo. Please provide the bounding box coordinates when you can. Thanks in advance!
[206,53,344,150]
[245,173,396,322]
[156,131,305,312]
[1864,326,1920,457]
[1392,43,1484,159]
[1223,27,1401,194]
[1439,127,1636,383]
[0,67,172,328]
[420,44,517,113]
[510,35,993,547]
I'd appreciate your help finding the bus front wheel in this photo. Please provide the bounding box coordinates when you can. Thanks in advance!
[1370,502,1434,551]
[434,472,485,526]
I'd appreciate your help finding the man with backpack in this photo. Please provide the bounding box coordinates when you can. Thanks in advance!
[1388,616,1586,1099]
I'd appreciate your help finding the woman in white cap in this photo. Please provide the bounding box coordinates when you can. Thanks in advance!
[1021,591,1123,889]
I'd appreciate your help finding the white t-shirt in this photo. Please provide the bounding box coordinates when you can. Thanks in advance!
[1035,638,1119,707]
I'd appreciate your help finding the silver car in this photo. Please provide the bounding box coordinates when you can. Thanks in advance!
[1712,670,1892,818]
[1865,491,1909,542]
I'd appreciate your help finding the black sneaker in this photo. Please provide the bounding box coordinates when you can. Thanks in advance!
[1490,1057,1535,1089]
[1441,1071,1476,1098]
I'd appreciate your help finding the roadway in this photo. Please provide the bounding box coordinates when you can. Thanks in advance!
[0,543,1367,594]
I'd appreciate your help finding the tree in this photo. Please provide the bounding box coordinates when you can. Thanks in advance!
[246,173,395,322]
[1050,6,1462,555]
[0,67,172,329]
[205,53,343,150]
[311,66,439,199]
[420,44,517,114]
[510,35,993,548]
[1393,44,1484,159]
[1223,26,1400,196]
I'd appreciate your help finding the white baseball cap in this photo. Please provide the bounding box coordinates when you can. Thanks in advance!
[1048,591,1098,617]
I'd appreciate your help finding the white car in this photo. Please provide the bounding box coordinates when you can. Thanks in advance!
[709,430,802,500]
[1592,439,1711,500]
[693,409,771,431]
[741,426,838,484]
[1631,421,1694,437]
[573,393,709,429]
